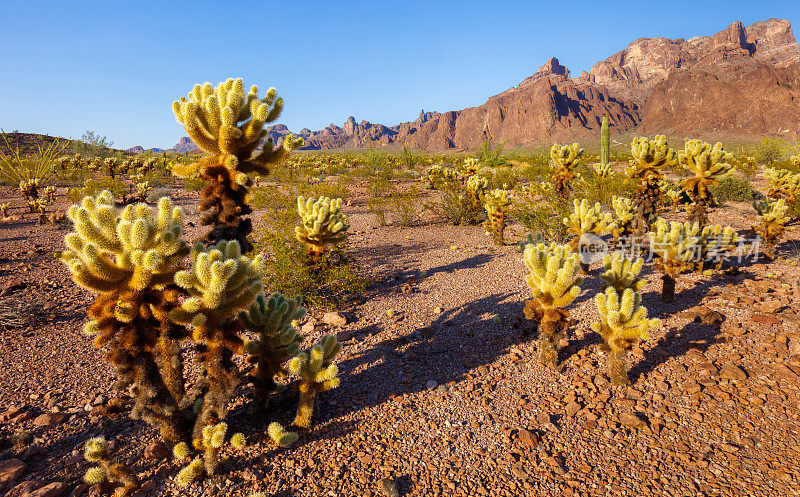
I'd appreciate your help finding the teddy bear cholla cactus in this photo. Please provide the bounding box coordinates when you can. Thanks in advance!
[592,288,661,386]
[629,136,676,232]
[289,334,342,429]
[764,167,800,204]
[174,422,247,484]
[83,437,140,497]
[523,243,583,367]
[240,292,305,409]
[610,196,635,248]
[563,199,613,272]
[550,143,583,195]
[465,174,489,210]
[649,219,701,302]
[600,253,645,296]
[483,189,510,245]
[295,196,350,268]
[593,162,613,179]
[753,199,789,260]
[679,140,735,228]
[171,77,303,251]
[58,191,190,443]
[699,225,741,270]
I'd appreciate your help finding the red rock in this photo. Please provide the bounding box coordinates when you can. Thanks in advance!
[32,414,68,426]
[0,459,28,490]
[752,313,782,326]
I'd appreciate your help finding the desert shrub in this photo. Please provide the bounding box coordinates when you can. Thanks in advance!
[0,134,65,188]
[389,184,422,226]
[710,176,754,202]
[476,137,510,168]
[67,177,128,203]
[425,175,485,225]
[399,143,420,170]
[574,170,635,209]
[146,186,172,203]
[754,137,786,165]
[366,177,391,226]
[510,183,570,243]
[490,166,517,190]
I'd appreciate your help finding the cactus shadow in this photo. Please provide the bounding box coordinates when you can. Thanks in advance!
[424,253,493,277]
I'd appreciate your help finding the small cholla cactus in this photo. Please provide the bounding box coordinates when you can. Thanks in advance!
[483,189,510,245]
[550,143,583,195]
[295,196,350,268]
[289,335,342,429]
[422,165,445,189]
[649,219,701,302]
[135,181,151,202]
[268,422,299,446]
[0,203,8,217]
[19,179,40,201]
[83,437,140,497]
[763,167,800,205]
[753,199,789,260]
[104,157,119,180]
[240,292,305,408]
[600,253,645,296]
[522,243,583,367]
[461,157,480,177]
[563,199,613,271]
[44,185,56,202]
[679,140,735,227]
[699,225,741,271]
[610,196,635,247]
[666,188,682,212]
[593,162,612,179]
[465,174,489,210]
[629,136,676,232]
[592,288,661,386]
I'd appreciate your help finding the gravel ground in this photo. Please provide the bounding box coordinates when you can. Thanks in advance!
[1,181,799,497]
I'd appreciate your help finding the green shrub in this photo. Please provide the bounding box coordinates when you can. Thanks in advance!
[424,176,484,225]
[754,137,786,165]
[389,185,421,227]
[490,166,517,190]
[510,183,570,243]
[710,176,754,202]
[476,137,509,168]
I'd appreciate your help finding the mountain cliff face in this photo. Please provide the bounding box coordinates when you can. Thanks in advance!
[156,18,800,154]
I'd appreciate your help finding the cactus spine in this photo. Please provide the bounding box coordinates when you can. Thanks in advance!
[600,115,610,166]
[764,167,799,205]
[679,140,735,228]
[610,196,635,248]
[649,219,701,302]
[483,189,510,245]
[629,136,676,233]
[83,437,140,497]
[522,243,583,367]
[295,196,350,268]
[592,288,660,386]
[288,334,342,429]
[563,199,613,272]
[699,225,741,270]
[550,143,583,196]
[753,199,789,260]
[171,78,303,251]
[600,253,645,296]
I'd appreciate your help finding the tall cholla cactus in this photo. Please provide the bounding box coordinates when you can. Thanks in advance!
[83,437,140,497]
[550,143,583,195]
[171,78,304,251]
[764,167,800,204]
[104,157,119,181]
[563,199,613,271]
[522,243,583,367]
[289,335,342,429]
[465,174,489,210]
[295,196,350,268]
[679,140,735,228]
[649,219,700,302]
[592,288,661,386]
[629,136,676,232]
[753,199,789,260]
[483,189,510,245]
[170,241,263,442]
[57,191,190,442]
[699,225,741,271]
[600,253,645,296]
[240,292,305,408]
[610,196,635,247]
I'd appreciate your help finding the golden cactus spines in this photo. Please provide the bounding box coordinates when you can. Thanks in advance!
[763,167,800,204]
[295,196,350,268]
[699,224,741,271]
[550,143,583,195]
[593,162,612,179]
[592,288,661,386]
[753,199,789,260]
[679,140,735,227]
[483,189,510,245]
[629,136,676,232]
[83,437,140,497]
[465,174,489,210]
[563,199,613,271]
[649,218,701,302]
[523,243,583,367]
[268,422,299,446]
[171,78,304,251]
[289,334,342,429]
[610,196,635,246]
[600,253,645,296]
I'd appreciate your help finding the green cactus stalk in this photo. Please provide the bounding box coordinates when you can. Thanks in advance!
[649,219,701,302]
[563,199,613,272]
[83,437,140,497]
[288,335,342,429]
[171,78,303,252]
[600,253,645,296]
[240,292,305,409]
[550,143,584,196]
[699,225,741,271]
[629,136,676,233]
[57,191,191,443]
[592,288,661,386]
[600,115,610,166]
[679,140,735,228]
[295,196,350,269]
[483,189,510,245]
[753,199,789,260]
[522,243,583,367]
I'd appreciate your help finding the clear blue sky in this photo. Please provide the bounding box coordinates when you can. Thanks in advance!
[0,0,796,149]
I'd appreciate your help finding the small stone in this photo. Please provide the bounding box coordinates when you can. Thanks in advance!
[618,412,646,429]
[433,306,443,314]
[322,312,348,327]
[377,477,399,497]
[720,365,747,381]
[335,330,353,342]
[32,414,68,427]
[565,402,581,417]
[144,442,170,460]
[517,428,540,449]
[25,482,67,497]
[752,313,781,326]
[425,380,438,390]
[0,459,27,490]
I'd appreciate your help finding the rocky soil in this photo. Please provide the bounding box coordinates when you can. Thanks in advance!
[1,182,799,497]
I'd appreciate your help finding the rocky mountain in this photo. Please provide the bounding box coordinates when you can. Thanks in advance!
[151,18,799,153]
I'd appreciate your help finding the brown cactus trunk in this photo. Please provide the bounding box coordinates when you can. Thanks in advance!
[608,350,630,386]
[661,274,676,302]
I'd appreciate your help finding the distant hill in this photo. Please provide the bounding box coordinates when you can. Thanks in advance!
[0,132,127,157]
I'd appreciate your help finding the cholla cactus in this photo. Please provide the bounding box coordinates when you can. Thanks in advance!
[288,335,342,429]
[43,185,56,202]
[171,78,303,251]
[665,188,682,212]
[171,240,263,440]
[57,191,190,442]
[753,199,789,260]
[295,196,350,268]
[268,422,299,446]
[629,136,676,232]
[465,174,489,210]
[610,196,635,247]
[600,253,645,296]
[649,219,701,302]
[592,288,661,386]
[461,157,480,177]
[0,203,8,217]
[679,140,735,227]
[104,157,119,180]
[83,437,140,497]
[699,225,741,270]
[563,199,613,271]
[522,243,583,367]
[135,181,151,202]
[483,189,510,245]
[422,165,444,189]
[240,292,305,408]
[764,167,800,204]
[19,179,40,201]
[593,162,612,179]
[550,143,583,195]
